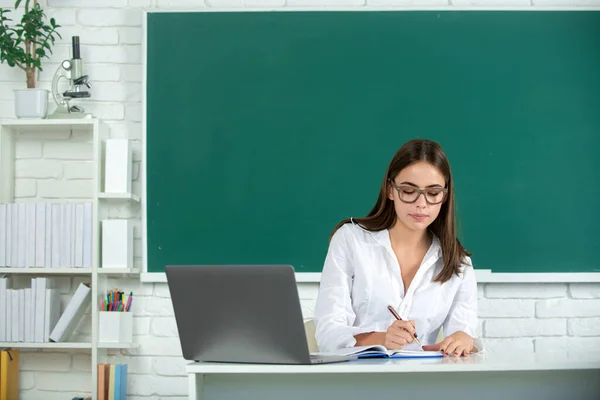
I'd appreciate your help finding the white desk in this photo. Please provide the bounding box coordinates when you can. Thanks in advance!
[187,351,600,400]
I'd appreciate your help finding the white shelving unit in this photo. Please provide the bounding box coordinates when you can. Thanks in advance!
[0,118,139,400]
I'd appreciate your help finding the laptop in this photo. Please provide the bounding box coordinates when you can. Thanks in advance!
[165,264,357,365]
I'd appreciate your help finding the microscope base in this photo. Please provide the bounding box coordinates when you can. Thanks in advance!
[48,104,93,119]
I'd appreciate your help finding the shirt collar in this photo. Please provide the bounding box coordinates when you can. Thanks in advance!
[370,227,443,262]
[349,218,443,261]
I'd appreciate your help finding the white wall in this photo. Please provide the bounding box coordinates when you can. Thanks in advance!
[2,0,600,399]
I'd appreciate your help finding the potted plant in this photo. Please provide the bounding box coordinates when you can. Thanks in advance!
[0,0,61,118]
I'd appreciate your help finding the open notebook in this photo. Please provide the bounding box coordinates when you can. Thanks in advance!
[316,345,444,359]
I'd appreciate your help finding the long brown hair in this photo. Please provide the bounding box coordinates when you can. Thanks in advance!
[331,139,471,283]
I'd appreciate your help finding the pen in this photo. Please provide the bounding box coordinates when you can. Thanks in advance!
[387,305,422,346]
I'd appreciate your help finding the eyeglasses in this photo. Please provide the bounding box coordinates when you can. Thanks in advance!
[389,181,448,205]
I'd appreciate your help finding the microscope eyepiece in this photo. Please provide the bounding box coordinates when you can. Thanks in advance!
[72,36,80,59]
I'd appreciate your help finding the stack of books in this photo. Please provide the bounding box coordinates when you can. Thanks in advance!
[0,277,91,343]
[0,202,93,269]
[97,363,128,400]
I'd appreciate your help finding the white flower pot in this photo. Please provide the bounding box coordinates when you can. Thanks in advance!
[14,89,49,119]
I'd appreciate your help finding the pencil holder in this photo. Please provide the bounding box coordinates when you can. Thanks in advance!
[99,311,133,343]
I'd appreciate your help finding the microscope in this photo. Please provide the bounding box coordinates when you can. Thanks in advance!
[48,36,93,119]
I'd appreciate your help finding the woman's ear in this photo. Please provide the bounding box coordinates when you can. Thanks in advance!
[387,180,395,201]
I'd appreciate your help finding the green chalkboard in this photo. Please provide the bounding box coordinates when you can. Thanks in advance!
[145,10,600,274]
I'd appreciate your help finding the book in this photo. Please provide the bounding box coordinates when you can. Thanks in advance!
[49,282,91,342]
[316,345,444,359]
[0,349,19,400]
[98,363,109,400]
[109,364,115,400]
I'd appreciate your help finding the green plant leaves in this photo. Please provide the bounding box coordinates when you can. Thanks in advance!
[0,0,61,75]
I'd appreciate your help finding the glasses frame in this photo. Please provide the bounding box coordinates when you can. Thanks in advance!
[389,180,448,205]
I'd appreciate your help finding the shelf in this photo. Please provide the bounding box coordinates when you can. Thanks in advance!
[98,192,140,202]
[0,118,96,129]
[98,268,140,275]
[0,267,141,276]
[0,341,92,349]
[97,342,138,349]
[0,267,92,275]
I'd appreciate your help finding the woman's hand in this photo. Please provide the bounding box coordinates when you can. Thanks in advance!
[353,320,417,349]
[422,331,475,356]
[383,320,416,350]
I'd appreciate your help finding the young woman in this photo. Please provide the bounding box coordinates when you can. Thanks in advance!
[313,139,482,357]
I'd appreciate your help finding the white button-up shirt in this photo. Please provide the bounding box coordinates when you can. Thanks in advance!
[313,221,482,353]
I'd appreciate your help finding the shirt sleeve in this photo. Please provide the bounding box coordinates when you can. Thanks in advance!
[313,225,372,353]
[442,258,484,352]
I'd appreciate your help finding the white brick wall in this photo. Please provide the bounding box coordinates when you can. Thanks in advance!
[570,284,600,299]
[2,0,600,399]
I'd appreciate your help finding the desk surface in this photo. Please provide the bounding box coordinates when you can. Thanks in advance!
[186,350,600,374]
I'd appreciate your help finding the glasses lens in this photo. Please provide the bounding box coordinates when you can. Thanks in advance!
[399,187,419,202]
[425,189,445,204]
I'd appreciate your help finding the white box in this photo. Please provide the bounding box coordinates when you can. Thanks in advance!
[101,219,133,269]
[104,139,132,194]
[98,311,133,343]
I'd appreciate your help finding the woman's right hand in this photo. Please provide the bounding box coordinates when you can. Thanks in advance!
[383,320,416,349]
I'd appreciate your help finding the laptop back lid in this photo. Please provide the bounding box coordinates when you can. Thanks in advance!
[165,264,312,364]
